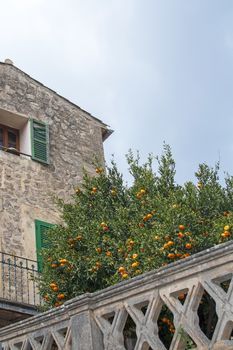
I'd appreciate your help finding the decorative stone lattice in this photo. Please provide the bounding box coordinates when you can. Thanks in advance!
[1,241,233,349]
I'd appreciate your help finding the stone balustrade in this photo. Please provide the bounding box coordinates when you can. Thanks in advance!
[1,241,233,349]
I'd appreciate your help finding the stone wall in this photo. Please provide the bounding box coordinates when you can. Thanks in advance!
[0,62,110,259]
[1,241,233,349]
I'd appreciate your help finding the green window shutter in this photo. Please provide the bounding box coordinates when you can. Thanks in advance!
[35,220,53,272]
[31,119,49,164]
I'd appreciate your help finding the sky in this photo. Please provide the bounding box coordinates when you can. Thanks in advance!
[1,0,233,184]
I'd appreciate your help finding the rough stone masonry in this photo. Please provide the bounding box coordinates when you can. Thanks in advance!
[0,60,111,260]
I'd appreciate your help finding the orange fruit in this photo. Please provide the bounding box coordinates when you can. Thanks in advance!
[43,294,49,301]
[146,213,152,220]
[118,267,125,273]
[131,261,140,268]
[179,225,185,231]
[224,225,230,231]
[54,301,62,307]
[52,286,59,292]
[185,243,192,249]
[167,253,175,259]
[96,247,102,253]
[122,273,128,279]
[59,259,68,264]
[132,253,138,259]
[50,283,57,289]
[106,251,112,257]
[221,231,230,238]
[178,232,184,238]
[57,293,65,300]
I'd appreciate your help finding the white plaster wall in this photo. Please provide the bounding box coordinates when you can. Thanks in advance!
[20,121,31,156]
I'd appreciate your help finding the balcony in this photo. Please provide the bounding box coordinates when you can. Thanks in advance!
[0,252,40,327]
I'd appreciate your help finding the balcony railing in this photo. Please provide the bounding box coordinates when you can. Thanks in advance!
[0,252,41,307]
[1,241,233,349]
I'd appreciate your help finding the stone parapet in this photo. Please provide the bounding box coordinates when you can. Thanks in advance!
[1,241,233,349]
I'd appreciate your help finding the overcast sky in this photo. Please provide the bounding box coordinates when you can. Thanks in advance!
[1,0,233,184]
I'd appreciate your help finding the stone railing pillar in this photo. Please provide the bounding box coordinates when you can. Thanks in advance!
[71,311,103,350]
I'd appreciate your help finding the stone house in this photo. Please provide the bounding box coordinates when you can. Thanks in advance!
[0,59,111,324]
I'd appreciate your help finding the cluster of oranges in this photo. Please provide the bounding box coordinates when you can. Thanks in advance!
[142,210,156,223]
[90,261,102,273]
[160,317,175,334]
[161,225,192,260]
[50,258,70,269]
[136,188,146,199]
[68,236,82,248]
[49,283,66,307]
[221,225,231,239]
[118,266,128,279]
[131,253,140,268]
[50,282,59,292]
[126,238,135,252]
[143,213,153,222]
[118,252,141,279]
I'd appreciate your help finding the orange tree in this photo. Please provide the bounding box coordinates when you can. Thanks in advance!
[39,144,233,339]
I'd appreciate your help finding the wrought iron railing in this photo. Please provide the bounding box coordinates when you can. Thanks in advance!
[0,252,41,307]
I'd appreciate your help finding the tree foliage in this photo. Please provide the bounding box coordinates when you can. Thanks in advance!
[39,145,233,316]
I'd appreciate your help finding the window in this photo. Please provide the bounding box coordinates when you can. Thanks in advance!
[0,108,50,165]
[35,220,54,271]
[0,124,20,153]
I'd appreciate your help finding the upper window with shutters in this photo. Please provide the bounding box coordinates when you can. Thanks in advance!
[0,108,49,164]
